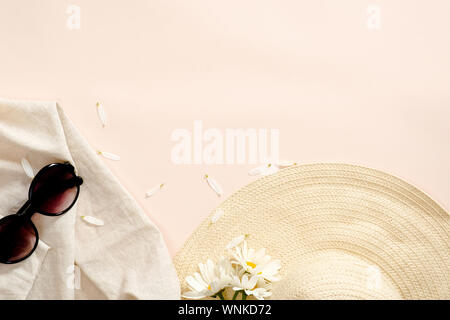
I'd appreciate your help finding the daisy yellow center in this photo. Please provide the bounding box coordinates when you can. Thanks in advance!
[246,261,257,268]
[208,285,211,290]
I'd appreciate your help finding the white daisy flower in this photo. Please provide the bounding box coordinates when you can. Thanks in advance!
[182,241,281,300]
[232,273,258,292]
[232,274,273,300]
[182,258,234,299]
[247,286,273,300]
[255,259,282,282]
[231,241,281,282]
[216,256,237,280]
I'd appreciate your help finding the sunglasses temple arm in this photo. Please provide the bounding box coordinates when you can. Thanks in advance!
[16,200,33,218]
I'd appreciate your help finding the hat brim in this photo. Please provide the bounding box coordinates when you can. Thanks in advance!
[174,163,450,299]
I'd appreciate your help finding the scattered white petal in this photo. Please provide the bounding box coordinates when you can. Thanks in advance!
[248,164,270,176]
[204,174,223,197]
[226,234,248,250]
[262,164,280,176]
[21,158,34,178]
[210,209,224,224]
[248,164,279,176]
[81,215,104,226]
[145,183,164,198]
[97,150,120,161]
[96,102,107,127]
[277,160,297,168]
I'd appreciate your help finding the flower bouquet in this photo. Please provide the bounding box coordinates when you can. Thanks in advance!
[182,235,281,300]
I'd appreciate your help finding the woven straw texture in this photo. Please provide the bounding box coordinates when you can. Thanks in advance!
[174,163,450,300]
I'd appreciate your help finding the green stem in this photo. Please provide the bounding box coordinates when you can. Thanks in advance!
[241,292,248,300]
[216,290,225,300]
[232,291,240,300]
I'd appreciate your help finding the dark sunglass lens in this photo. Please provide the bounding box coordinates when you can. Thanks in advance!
[0,215,38,263]
[31,165,80,215]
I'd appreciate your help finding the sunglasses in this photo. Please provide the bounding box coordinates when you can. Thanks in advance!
[0,162,83,264]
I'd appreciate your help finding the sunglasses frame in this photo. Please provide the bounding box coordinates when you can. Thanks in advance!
[0,215,39,264]
[0,162,82,264]
[28,162,81,216]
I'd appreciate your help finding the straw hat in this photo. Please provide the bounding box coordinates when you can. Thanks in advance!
[174,163,450,300]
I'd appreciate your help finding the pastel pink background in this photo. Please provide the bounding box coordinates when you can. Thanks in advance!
[1,1,449,256]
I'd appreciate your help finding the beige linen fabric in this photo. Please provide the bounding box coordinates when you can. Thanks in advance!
[0,98,180,299]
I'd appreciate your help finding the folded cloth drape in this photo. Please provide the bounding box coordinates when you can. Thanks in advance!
[0,98,180,299]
